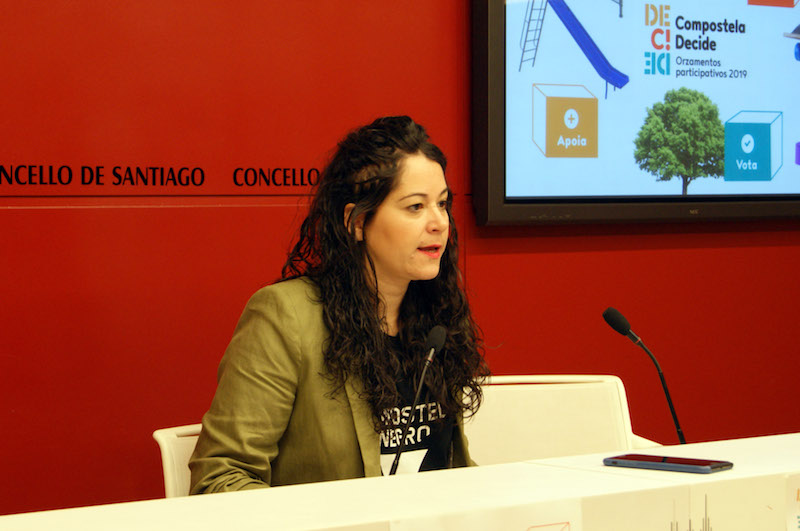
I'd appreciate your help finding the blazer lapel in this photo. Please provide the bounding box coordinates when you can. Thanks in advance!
[344,376,381,477]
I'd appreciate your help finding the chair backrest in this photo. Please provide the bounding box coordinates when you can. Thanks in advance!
[463,374,656,465]
[152,423,202,497]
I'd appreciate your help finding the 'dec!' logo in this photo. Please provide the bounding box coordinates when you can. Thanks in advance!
[644,4,670,75]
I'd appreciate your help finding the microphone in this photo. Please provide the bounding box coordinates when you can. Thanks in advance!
[389,325,446,475]
[602,307,686,444]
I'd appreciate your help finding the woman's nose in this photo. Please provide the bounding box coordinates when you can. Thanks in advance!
[428,206,449,232]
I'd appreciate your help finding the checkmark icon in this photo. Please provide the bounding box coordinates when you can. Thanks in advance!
[741,134,755,154]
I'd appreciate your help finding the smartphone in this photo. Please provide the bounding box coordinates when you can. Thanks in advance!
[603,453,734,474]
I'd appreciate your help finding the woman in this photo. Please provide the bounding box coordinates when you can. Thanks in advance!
[189,116,488,493]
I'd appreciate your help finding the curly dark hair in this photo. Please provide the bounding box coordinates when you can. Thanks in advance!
[281,115,488,429]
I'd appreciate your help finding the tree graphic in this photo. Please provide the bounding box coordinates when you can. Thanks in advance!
[634,87,725,195]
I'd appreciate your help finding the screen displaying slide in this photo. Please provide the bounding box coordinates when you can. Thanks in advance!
[506,0,800,199]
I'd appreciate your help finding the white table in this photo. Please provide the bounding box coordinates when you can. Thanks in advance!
[2,433,799,530]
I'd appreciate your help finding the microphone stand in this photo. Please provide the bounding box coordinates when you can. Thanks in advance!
[629,332,686,445]
[388,348,436,475]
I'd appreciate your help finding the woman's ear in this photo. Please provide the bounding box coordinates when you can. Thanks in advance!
[343,203,364,241]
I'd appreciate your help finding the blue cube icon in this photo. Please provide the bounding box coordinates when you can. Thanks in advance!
[724,111,783,181]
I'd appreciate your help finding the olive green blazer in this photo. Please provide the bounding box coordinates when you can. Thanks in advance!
[189,277,473,494]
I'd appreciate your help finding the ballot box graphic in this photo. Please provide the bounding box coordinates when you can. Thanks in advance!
[724,111,783,181]
[533,84,598,158]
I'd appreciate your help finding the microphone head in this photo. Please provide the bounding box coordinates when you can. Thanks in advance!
[602,307,631,336]
[424,325,447,354]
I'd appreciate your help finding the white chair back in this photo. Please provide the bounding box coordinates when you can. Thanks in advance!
[463,375,659,465]
[153,423,202,498]
[153,376,660,494]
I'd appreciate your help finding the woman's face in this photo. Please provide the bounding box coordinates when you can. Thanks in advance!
[362,152,450,295]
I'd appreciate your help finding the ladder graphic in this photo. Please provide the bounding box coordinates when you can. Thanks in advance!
[518,0,548,71]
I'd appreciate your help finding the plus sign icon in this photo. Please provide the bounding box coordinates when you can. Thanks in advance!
[564,109,579,129]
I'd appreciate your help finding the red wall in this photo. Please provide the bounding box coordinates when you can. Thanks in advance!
[2,1,799,516]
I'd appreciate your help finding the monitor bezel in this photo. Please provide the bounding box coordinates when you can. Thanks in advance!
[470,0,800,226]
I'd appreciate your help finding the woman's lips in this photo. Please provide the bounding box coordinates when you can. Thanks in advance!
[418,245,442,258]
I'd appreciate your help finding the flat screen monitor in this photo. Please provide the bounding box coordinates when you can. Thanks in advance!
[471,0,800,224]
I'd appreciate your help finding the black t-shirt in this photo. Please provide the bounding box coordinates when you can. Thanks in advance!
[379,336,454,475]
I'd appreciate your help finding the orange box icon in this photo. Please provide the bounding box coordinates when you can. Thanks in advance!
[533,84,598,158]
[747,0,797,6]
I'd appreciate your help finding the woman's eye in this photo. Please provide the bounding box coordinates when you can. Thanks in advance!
[408,203,423,212]
[438,200,448,209]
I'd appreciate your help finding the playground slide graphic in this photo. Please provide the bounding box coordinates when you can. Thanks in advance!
[547,0,629,89]
[519,0,628,90]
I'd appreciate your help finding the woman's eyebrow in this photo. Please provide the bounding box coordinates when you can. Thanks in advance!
[397,188,450,201]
